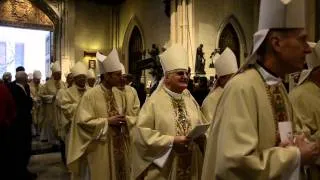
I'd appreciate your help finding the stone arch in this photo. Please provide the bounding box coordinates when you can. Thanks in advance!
[217,15,247,65]
[31,0,60,26]
[122,15,145,71]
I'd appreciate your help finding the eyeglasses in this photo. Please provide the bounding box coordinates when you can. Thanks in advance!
[175,71,188,76]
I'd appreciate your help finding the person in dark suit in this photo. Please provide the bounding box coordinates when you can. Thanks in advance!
[8,71,35,180]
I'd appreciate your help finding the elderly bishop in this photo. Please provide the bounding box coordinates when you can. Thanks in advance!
[131,44,207,180]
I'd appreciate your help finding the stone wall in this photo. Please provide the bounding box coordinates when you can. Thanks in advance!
[73,0,112,67]
[118,0,170,68]
[3,0,315,79]
[54,0,114,75]
[306,0,317,41]
[194,0,259,77]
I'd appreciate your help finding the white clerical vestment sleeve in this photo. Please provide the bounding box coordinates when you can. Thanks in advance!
[282,148,300,180]
[133,98,175,161]
[102,119,109,136]
[203,72,300,179]
[76,92,109,139]
[153,140,173,168]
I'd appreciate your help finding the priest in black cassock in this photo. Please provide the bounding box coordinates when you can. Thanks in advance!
[8,71,34,180]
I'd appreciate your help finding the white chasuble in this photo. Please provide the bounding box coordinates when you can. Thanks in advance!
[132,87,207,180]
[202,67,300,180]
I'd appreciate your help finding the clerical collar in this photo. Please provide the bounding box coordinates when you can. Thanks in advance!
[255,63,282,85]
[16,82,27,95]
[163,86,183,100]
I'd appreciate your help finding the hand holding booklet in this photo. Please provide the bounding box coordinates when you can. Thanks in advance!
[187,123,210,140]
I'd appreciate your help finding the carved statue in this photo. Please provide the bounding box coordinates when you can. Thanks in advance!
[195,44,206,75]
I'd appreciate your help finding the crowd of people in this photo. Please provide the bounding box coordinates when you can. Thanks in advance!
[1,0,320,180]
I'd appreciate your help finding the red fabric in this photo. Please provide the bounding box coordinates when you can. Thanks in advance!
[0,84,16,127]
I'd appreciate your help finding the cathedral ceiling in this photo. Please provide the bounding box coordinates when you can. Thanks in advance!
[0,0,54,30]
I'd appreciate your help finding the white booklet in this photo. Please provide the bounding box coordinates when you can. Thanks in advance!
[278,121,293,142]
[187,123,210,140]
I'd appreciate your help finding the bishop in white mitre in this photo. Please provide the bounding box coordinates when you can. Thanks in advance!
[131,44,208,180]
[201,47,238,123]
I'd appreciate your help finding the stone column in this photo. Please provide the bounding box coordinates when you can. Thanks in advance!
[306,0,316,41]
[60,0,76,79]
[170,0,177,43]
[186,0,194,73]
[170,0,195,72]
[109,6,120,61]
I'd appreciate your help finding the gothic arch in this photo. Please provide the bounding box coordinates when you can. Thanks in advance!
[217,15,247,65]
[122,16,145,71]
[128,26,143,74]
[31,0,60,26]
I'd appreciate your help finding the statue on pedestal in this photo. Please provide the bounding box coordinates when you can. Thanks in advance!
[195,44,206,75]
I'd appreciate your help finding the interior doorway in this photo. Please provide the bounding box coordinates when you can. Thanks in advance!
[128,26,143,75]
[218,23,240,67]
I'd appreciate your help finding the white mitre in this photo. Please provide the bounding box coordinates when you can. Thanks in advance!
[245,0,306,66]
[159,44,188,73]
[87,68,96,79]
[103,48,122,73]
[51,61,61,72]
[96,51,107,62]
[215,47,238,77]
[96,51,107,74]
[298,41,320,85]
[71,61,87,77]
[33,70,42,79]
[120,63,126,75]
